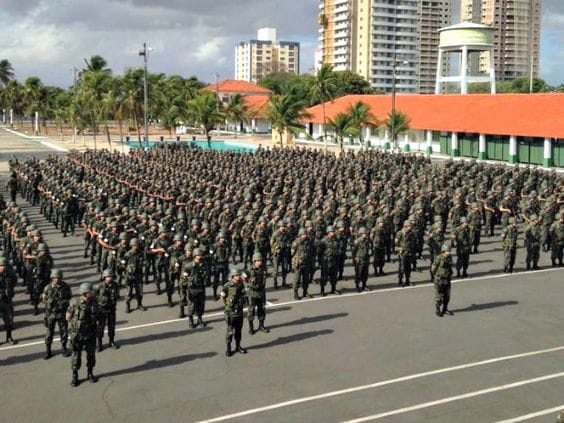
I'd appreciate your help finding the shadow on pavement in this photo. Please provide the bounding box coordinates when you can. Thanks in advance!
[100,351,218,378]
[249,329,334,350]
[451,300,519,313]
[118,326,213,347]
[268,313,348,330]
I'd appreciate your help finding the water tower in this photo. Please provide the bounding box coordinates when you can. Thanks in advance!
[435,22,496,94]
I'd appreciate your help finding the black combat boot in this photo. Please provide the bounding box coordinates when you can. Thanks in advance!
[435,304,443,317]
[320,285,326,297]
[197,316,206,327]
[526,263,531,270]
[125,301,131,314]
[137,299,147,311]
[293,289,300,300]
[398,279,404,288]
[273,278,278,290]
[61,343,71,357]
[442,304,454,316]
[213,288,218,301]
[6,330,17,345]
[248,320,255,335]
[178,306,185,318]
[71,370,79,387]
[355,283,361,293]
[226,342,232,357]
[379,267,385,276]
[236,342,247,354]
[362,282,370,292]
[156,283,162,295]
[44,344,52,360]
[87,367,98,383]
[167,294,173,307]
[97,338,104,352]
[303,288,313,299]
[188,316,196,329]
[258,320,270,333]
[109,336,120,349]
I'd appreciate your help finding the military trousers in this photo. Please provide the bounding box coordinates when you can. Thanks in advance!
[225,314,244,344]
[71,335,96,371]
[354,260,369,287]
[373,248,386,273]
[526,245,540,268]
[292,265,309,294]
[320,261,338,291]
[187,289,205,318]
[126,276,143,303]
[397,253,413,284]
[434,281,451,307]
[503,248,517,271]
[0,299,14,331]
[456,248,470,275]
[45,314,68,346]
[247,294,266,322]
[97,309,117,340]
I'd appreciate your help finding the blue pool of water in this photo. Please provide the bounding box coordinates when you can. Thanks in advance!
[124,139,257,153]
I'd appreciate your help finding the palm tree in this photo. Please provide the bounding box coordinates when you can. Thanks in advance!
[83,55,111,74]
[310,64,338,152]
[225,94,249,136]
[2,79,22,125]
[386,110,411,151]
[81,70,112,149]
[326,112,359,152]
[52,91,70,140]
[266,88,311,148]
[347,101,379,146]
[186,91,225,148]
[23,77,43,134]
[122,68,145,145]
[0,59,15,87]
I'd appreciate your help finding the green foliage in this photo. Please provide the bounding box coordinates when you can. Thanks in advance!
[266,87,312,147]
[386,110,411,147]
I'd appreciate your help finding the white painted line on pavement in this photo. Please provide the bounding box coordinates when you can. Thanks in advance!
[0,267,561,353]
[40,140,68,152]
[492,405,564,423]
[340,372,564,423]
[194,345,564,423]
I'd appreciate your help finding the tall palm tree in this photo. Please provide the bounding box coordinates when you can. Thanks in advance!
[23,77,43,133]
[52,91,71,141]
[347,101,379,145]
[0,59,15,87]
[326,112,359,152]
[386,110,411,151]
[122,68,145,144]
[83,55,111,74]
[266,88,311,148]
[2,79,22,125]
[310,64,338,152]
[186,91,225,148]
[81,70,111,149]
[225,94,249,136]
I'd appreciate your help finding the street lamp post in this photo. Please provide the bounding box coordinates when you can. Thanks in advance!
[139,43,151,148]
[391,55,409,152]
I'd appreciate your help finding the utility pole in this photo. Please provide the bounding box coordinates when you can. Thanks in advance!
[139,43,150,148]
[72,67,78,143]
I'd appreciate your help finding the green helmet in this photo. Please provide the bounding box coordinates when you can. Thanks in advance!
[119,232,128,241]
[32,229,42,237]
[358,227,367,235]
[38,243,48,252]
[0,257,8,266]
[130,238,139,246]
[508,217,516,224]
[79,282,94,294]
[184,242,193,252]
[229,267,244,278]
[102,269,114,279]
[51,269,63,279]
[173,233,183,242]
[441,244,451,253]
[298,228,307,236]
[193,248,203,257]
[252,252,263,262]
[326,225,335,233]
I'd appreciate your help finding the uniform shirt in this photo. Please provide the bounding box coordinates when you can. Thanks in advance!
[96,281,120,311]
[43,282,72,317]
[247,267,266,298]
[67,297,98,339]
[0,269,17,301]
[432,254,453,285]
[221,281,246,319]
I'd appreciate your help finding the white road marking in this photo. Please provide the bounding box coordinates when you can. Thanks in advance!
[193,345,564,423]
[266,301,274,306]
[0,267,560,353]
[340,372,564,423]
[492,405,564,423]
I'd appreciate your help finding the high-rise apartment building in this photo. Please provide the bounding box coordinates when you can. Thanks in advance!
[317,0,451,94]
[235,28,300,83]
[460,0,541,81]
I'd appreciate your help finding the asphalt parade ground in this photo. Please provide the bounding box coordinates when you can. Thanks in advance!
[0,129,563,423]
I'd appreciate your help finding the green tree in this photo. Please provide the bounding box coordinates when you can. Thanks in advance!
[326,112,359,152]
[186,91,225,147]
[22,77,44,133]
[0,59,15,86]
[310,64,338,152]
[225,93,249,135]
[83,55,111,74]
[346,101,379,145]
[266,88,311,148]
[386,110,411,150]
[334,71,376,96]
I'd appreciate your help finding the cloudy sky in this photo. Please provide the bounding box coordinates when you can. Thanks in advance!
[1,0,562,88]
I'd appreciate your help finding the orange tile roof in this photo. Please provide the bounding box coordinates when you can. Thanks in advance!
[244,94,270,119]
[305,94,564,139]
[203,79,270,94]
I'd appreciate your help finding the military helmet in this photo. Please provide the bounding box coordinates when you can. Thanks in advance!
[0,257,7,266]
[252,252,263,262]
[38,243,48,252]
[460,217,467,224]
[33,229,42,236]
[441,244,451,253]
[298,228,307,236]
[191,219,200,226]
[79,282,94,294]
[358,227,368,234]
[184,242,193,252]
[173,233,183,242]
[229,267,244,278]
[159,225,167,234]
[102,269,114,279]
[508,217,516,224]
[530,214,538,221]
[130,238,139,246]
[217,231,225,239]
[51,268,63,279]
[192,248,203,257]
[119,232,128,241]
[326,225,335,233]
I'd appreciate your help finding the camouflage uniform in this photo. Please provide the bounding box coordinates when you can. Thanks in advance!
[352,228,372,292]
[431,248,453,317]
[247,254,269,334]
[221,270,247,356]
[42,272,72,358]
[501,219,519,273]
